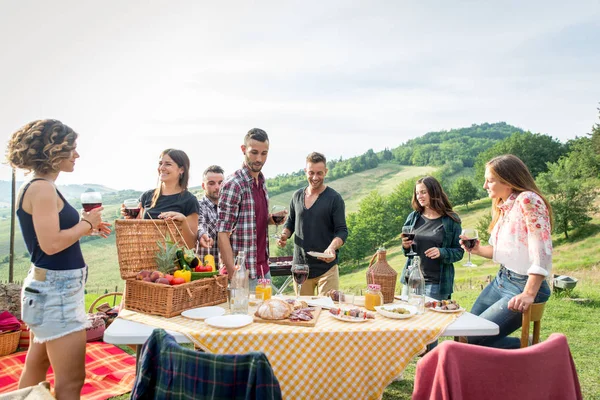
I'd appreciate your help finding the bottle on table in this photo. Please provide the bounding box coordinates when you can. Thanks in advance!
[408,256,425,314]
[230,250,249,314]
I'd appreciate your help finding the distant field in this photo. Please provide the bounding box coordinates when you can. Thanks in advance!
[269,164,435,213]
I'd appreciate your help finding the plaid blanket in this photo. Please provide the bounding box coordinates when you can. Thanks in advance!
[131,328,282,400]
[0,341,136,400]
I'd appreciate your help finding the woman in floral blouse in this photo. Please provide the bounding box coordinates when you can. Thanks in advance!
[462,154,552,349]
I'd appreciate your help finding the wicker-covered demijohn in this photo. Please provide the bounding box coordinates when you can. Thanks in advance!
[115,219,227,317]
[366,247,397,303]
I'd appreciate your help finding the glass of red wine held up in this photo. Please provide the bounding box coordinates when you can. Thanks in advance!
[462,228,479,267]
[81,191,102,235]
[271,205,287,239]
[402,226,417,256]
[291,264,309,300]
[123,198,140,219]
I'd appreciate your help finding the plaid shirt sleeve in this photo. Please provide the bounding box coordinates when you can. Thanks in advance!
[131,329,282,400]
[217,177,242,234]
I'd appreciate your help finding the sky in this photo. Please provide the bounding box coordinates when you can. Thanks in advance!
[1,1,599,191]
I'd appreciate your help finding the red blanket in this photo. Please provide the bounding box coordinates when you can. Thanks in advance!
[0,341,136,400]
[412,333,582,400]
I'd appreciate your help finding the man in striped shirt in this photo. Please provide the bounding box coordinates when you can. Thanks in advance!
[218,128,280,289]
[197,165,224,262]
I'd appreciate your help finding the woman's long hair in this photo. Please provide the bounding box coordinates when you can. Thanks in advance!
[486,154,553,231]
[150,149,190,208]
[411,176,460,223]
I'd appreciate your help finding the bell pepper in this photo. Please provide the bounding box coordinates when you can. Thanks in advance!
[204,254,216,271]
[174,268,191,283]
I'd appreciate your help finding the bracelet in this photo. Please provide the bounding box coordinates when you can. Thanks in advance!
[81,219,93,230]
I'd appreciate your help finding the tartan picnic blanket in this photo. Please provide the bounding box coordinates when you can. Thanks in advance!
[0,341,136,400]
[131,329,282,400]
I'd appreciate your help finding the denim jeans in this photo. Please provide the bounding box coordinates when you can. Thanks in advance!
[467,266,551,349]
[424,283,451,301]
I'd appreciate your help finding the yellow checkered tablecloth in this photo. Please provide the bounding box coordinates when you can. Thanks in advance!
[120,302,461,400]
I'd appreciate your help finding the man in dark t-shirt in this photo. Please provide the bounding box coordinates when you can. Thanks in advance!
[278,152,348,296]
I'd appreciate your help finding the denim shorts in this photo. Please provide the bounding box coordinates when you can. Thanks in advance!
[21,266,89,343]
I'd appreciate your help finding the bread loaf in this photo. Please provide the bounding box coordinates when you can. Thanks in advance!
[255,299,293,320]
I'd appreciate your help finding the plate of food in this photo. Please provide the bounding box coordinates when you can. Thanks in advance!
[375,305,417,319]
[205,314,253,329]
[328,307,375,322]
[306,251,335,259]
[181,306,225,320]
[425,300,464,313]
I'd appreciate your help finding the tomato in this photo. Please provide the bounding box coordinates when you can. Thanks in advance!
[171,277,186,285]
[164,274,174,284]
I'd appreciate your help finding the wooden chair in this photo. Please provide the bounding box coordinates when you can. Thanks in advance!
[520,302,546,347]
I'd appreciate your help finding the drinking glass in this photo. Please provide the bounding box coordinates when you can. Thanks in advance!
[291,264,309,300]
[462,228,479,267]
[81,192,102,235]
[402,226,417,256]
[271,205,287,239]
[123,198,140,219]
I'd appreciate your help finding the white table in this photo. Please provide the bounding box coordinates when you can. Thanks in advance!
[105,310,498,347]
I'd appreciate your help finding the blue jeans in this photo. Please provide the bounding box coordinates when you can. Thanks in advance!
[425,283,451,301]
[468,266,551,349]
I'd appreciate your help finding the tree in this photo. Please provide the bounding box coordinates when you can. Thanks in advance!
[475,131,566,183]
[451,178,479,210]
[537,156,598,239]
[590,105,600,155]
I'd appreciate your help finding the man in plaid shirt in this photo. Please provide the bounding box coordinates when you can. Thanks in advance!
[218,128,281,289]
[197,165,224,262]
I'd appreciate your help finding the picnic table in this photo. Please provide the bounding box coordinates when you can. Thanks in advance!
[104,297,498,400]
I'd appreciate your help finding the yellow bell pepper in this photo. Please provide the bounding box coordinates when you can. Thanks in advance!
[174,268,191,283]
[204,255,216,271]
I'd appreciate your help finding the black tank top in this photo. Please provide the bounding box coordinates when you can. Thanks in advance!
[16,179,85,270]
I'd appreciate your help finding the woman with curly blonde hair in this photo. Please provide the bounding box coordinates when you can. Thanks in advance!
[7,119,111,399]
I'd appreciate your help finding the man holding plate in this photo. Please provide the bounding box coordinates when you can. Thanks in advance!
[277,152,348,296]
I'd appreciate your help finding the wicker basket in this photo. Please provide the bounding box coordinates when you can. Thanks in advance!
[366,248,397,303]
[115,219,227,317]
[0,330,20,356]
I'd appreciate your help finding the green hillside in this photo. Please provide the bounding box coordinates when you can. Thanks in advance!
[269,164,435,213]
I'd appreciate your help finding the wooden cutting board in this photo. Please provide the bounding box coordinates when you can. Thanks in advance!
[253,306,321,327]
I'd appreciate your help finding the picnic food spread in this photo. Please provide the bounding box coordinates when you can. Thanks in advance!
[425,299,461,310]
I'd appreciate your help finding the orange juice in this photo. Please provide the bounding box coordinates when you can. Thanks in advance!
[364,284,383,311]
[256,280,272,301]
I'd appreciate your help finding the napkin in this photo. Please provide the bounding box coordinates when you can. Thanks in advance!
[0,310,21,332]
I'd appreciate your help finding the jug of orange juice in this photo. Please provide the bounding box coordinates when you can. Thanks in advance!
[364,284,384,311]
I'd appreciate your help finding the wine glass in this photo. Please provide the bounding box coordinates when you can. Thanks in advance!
[402,226,417,256]
[271,205,287,239]
[81,191,102,235]
[462,228,479,267]
[291,264,309,300]
[123,199,140,219]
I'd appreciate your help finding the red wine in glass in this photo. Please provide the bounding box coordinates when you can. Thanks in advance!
[272,215,285,224]
[293,270,308,285]
[271,206,287,239]
[462,228,479,267]
[405,233,416,241]
[463,239,477,251]
[125,208,141,218]
[291,264,309,299]
[82,203,102,212]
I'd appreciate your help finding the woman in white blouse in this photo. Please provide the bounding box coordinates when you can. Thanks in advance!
[462,154,552,349]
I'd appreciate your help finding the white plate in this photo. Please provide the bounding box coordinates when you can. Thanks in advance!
[375,305,417,319]
[306,251,335,259]
[329,313,371,323]
[427,307,465,313]
[306,297,335,309]
[205,314,253,329]
[181,306,225,320]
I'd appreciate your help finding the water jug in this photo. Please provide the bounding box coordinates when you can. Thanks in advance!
[408,256,425,314]
[230,250,249,314]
